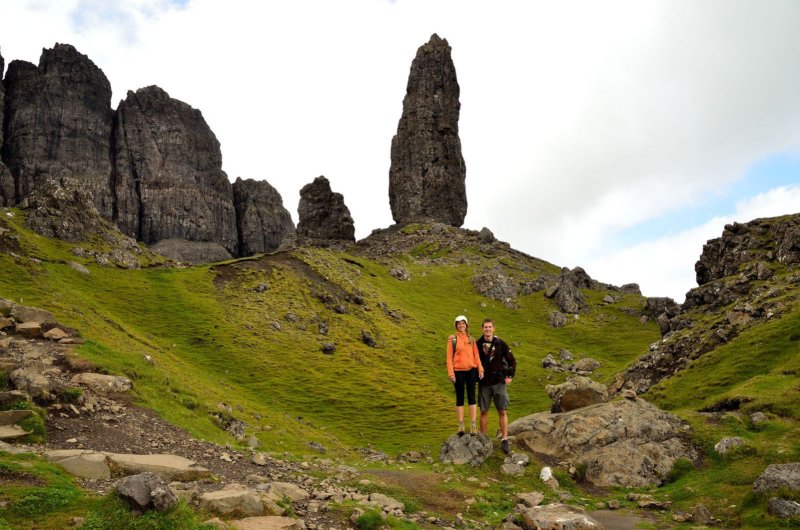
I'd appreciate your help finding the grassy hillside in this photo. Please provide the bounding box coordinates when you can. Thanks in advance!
[0,211,658,455]
[3,209,800,528]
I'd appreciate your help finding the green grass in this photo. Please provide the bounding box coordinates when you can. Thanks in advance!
[3,212,800,528]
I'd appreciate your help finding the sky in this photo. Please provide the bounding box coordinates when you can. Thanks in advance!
[1,0,799,302]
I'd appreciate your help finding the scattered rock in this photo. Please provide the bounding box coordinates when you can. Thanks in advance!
[692,503,714,525]
[229,516,306,530]
[321,343,335,355]
[199,483,264,517]
[548,311,567,328]
[516,492,544,508]
[361,330,377,348]
[69,262,90,275]
[572,358,601,372]
[389,266,410,281]
[714,436,747,455]
[70,373,132,394]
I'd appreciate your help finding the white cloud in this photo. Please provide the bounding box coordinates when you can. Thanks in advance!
[585,185,800,302]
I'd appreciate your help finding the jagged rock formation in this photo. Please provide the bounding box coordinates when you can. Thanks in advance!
[294,176,354,246]
[113,85,238,255]
[2,44,114,217]
[621,214,800,394]
[232,178,295,255]
[0,43,294,260]
[389,34,466,227]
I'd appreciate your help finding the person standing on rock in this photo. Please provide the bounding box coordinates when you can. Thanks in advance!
[447,315,484,435]
[477,318,516,454]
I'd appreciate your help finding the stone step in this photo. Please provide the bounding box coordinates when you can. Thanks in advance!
[0,409,32,426]
[0,424,30,441]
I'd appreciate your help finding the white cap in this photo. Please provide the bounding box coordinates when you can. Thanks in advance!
[454,315,468,325]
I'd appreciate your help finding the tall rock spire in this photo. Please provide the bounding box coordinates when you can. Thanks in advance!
[389,34,467,227]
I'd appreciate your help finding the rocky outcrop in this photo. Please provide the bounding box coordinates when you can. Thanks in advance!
[113,85,238,254]
[294,176,354,246]
[149,239,232,264]
[695,215,800,286]
[518,504,604,530]
[18,176,106,242]
[508,398,696,487]
[389,34,466,226]
[545,268,586,314]
[2,44,114,217]
[622,214,800,393]
[232,178,294,255]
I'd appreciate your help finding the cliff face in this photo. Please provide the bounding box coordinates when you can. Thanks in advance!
[0,50,12,206]
[2,44,114,218]
[113,85,238,255]
[232,177,295,255]
[0,43,295,259]
[389,34,467,227]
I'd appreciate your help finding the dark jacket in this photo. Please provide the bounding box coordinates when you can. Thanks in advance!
[476,335,516,386]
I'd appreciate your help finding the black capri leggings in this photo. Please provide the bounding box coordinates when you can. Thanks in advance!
[453,368,478,406]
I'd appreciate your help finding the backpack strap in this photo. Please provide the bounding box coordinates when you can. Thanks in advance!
[450,335,473,362]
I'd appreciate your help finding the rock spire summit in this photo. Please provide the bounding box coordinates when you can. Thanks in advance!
[389,34,467,227]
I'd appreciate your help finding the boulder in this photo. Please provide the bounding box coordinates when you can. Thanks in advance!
[232,178,295,255]
[0,410,32,426]
[768,497,800,519]
[230,516,306,530]
[106,453,210,481]
[440,432,493,466]
[754,463,800,493]
[44,450,111,479]
[518,503,604,530]
[294,176,355,245]
[70,373,132,394]
[10,304,57,324]
[548,311,567,328]
[113,85,237,255]
[572,358,601,373]
[117,472,178,512]
[389,34,466,226]
[500,463,525,476]
[546,376,608,413]
[367,493,404,512]
[43,328,69,341]
[9,367,52,398]
[15,322,42,338]
[0,425,30,441]
[3,44,114,217]
[149,239,232,264]
[516,491,544,508]
[509,398,696,487]
[714,437,747,455]
[264,482,309,502]
[199,483,264,516]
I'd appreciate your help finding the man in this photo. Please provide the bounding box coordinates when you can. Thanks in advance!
[477,318,517,454]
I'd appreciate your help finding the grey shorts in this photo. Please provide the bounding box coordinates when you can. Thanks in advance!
[479,382,509,412]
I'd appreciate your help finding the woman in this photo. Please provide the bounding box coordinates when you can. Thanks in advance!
[446,315,484,435]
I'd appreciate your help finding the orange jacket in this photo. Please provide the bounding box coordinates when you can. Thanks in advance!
[446,332,484,378]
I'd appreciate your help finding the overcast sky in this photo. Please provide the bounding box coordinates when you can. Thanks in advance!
[2,0,799,301]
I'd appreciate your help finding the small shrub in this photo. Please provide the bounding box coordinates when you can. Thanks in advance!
[665,458,694,483]
[9,486,81,516]
[60,387,83,403]
[0,370,8,391]
[574,462,589,483]
[355,509,385,530]
[181,397,199,410]
[10,401,46,441]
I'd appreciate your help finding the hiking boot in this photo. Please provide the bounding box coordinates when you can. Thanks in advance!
[501,438,511,454]
[457,421,465,437]
[470,421,478,434]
